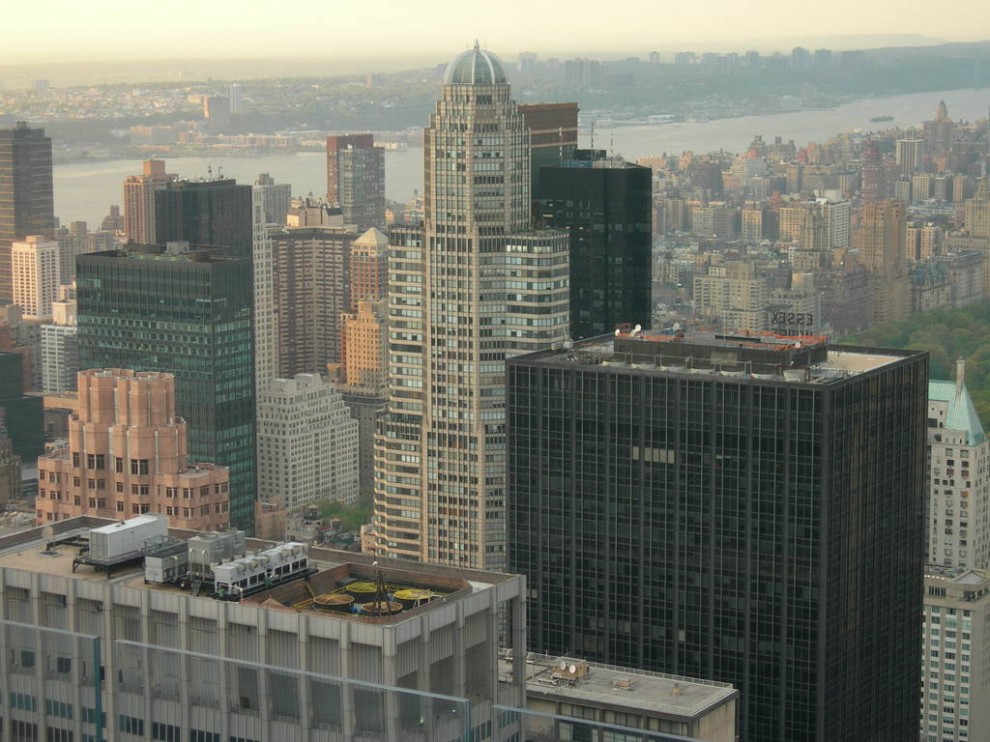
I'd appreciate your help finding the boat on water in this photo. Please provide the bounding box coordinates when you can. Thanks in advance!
[870,115,894,123]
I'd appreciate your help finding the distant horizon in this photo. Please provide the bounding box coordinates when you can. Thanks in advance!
[1,34,988,89]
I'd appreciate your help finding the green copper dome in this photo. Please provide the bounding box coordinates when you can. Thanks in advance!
[444,43,507,85]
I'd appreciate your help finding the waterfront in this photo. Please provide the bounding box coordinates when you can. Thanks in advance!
[52,87,990,227]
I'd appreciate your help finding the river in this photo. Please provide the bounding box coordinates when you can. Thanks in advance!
[53,88,990,227]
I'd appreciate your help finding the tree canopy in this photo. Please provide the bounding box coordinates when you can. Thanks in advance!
[842,301,990,425]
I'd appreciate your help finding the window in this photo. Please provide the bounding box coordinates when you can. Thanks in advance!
[190,731,220,742]
[118,715,145,736]
[152,722,180,741]
[130,459,149,476]
[56,656,72,674]
[10,692,37,711]
[45,699,74,719]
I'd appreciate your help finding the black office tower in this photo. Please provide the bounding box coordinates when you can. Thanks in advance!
[154,179,253,259]
[508,330,928,742]
[0,122,55,305]
[536,150,652,340]
[76,245,256,531]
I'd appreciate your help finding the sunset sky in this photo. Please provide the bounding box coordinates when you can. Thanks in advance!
[7,0,989,63]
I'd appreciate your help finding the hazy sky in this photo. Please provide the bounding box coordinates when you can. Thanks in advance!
[9,0,990,63]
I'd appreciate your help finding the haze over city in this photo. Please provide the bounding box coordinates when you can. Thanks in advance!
[6,0,990,64]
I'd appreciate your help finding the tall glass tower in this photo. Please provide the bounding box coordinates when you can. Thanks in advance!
[77,245,256,532]
[374,45,570,570]
[0,122,55,305]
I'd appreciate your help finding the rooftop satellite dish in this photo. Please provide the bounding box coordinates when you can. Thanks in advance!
[559,660,568,670]
[614,328,621,337]
[569,664,577,674]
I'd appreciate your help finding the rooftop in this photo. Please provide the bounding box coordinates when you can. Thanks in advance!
[517,329,917,384]
[502,654,737,720]
[0,518,512,624]
[444,43,508,86]
[929,377,986,445]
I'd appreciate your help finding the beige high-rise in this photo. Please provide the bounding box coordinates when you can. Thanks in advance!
[11,235,59,320]
[36,369,230,530]
[373,45,569,570]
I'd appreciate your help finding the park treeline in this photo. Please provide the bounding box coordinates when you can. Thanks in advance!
[844,301,990,425]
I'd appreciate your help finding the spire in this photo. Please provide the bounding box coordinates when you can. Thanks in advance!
[956,357,966,398]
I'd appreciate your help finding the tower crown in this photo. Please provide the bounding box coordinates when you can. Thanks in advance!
[443,42,507,86]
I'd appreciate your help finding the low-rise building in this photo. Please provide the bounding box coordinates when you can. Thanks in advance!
[514,654,737,742]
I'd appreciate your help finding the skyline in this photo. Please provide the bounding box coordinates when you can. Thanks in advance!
[6,1,990,65]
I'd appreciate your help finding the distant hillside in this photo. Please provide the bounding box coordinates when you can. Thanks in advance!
[842,301,990,425]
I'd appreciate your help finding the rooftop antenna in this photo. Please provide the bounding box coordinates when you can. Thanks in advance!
[610,133,615,161]
[590,120,595,151]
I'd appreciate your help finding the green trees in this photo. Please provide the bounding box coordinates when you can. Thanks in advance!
[843,301,990,424]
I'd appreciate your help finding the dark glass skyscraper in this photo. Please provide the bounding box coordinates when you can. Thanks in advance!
[326,134,385,231]
[154,179,253,260]
[508,330,928,742]
[0,122,55,305]
[76,245,256,531]
[536,150,652,339]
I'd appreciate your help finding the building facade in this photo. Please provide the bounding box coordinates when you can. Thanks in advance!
[326,134,385,231]
[122,159,177,244]
[921,566,990,742]
[0,122,55,306]
[155,178,253,260]
[35,369,230,530]
[0,517,527,742]
[928,359,990,569]
[256,374,359,510]
[373,46,570,571]
[11,235,59,320]
[507,330,929,742]
[536,150,653,340]
[270,223,356,375]
[76,245,256,532]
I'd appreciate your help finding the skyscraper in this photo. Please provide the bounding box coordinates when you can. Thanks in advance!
[11,235,59,320]
[270,218,357,376]
[508,330,928,742]
[536,149,652,339]
[123,159,176,244]
[326,134,385,231]
[77,245,256,531]
[854,199,910,324]
[0,122,55,305]
[155,178,253,260]
[373,45,569,570]
[518,102,579,194]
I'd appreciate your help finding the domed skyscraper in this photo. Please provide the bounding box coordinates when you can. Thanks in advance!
[374,46,570,571]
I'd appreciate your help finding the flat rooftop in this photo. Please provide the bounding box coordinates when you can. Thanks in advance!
[0,519,514,623]
[517,330,917,383]
[502,654,737,720]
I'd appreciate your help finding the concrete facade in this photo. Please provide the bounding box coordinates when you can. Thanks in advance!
[256,374,359,510]
[0,517,526,742]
